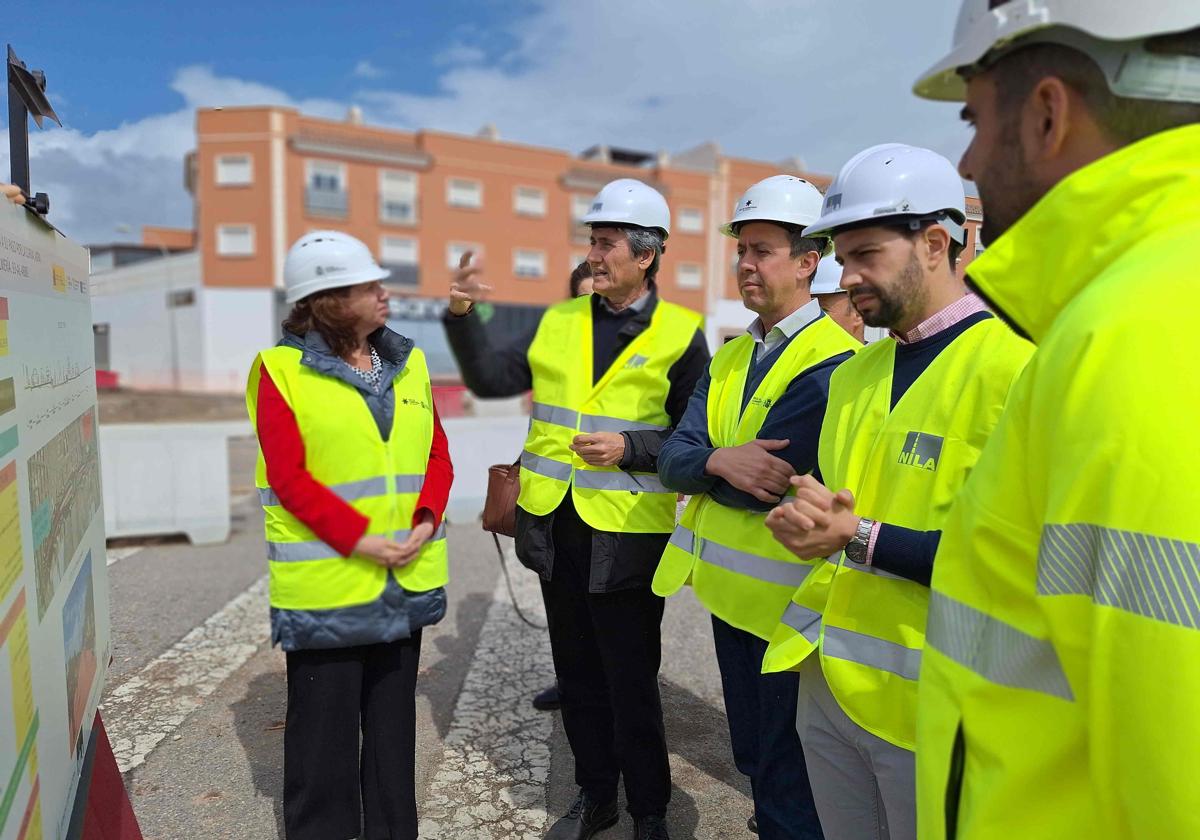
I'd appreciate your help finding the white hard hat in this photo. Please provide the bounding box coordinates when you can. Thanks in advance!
[581,178,671,239]
[802,144,967,244]
[283,230,390,304]
[915,1,1200,103]
[810,255,846,296]
[721,175,826,237]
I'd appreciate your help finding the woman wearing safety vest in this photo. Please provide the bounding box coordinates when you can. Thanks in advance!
[911,4,1200,838]
[246,231,452,840]
[759,145,1032,840]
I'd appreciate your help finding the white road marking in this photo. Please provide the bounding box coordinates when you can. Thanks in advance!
[105,546,143,567]
[418,551,555,840]
[101,575,270,773]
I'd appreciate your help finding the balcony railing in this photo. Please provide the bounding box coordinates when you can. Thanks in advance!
[305,187,348,218]
[382,263,419,287]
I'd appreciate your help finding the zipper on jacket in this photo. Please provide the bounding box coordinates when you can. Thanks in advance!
[945,721,966,840]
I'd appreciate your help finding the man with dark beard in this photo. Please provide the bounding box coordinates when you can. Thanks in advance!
[757,143,1032,840]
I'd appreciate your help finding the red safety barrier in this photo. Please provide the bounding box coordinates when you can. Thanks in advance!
[80,713,143,840]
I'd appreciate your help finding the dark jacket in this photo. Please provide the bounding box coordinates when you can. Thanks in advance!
[443,288,710,592]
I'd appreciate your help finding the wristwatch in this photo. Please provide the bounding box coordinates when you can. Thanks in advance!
[844,517,875,565]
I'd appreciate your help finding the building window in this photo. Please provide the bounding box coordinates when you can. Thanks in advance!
[677,263,703,290]
[677,207,704,234]
[446,177,483,209]
[513,249,547,279]
[446,242,483,270]
[381,236,419,265]
[306,160,348,217]
[217,224,255,257]
[380,170,418,225]
[215,154,253,186]
[571,194,592,222]
[381,236,419,287]
[513,186,547,218]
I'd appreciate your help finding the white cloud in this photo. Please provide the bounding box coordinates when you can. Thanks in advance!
[0,5,976,246]
[353,60,387,79]
[0,66,350,243]
[434,44,487,67]
[362,0,972,172]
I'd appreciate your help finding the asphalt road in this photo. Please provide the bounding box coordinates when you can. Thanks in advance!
[101,437,755,839]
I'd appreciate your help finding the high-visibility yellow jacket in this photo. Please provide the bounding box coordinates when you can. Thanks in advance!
[761,316,1030,752]
[653,317,859,640]
[916,124,1200,839]
[247,345,448,612]
[520,294,702,534]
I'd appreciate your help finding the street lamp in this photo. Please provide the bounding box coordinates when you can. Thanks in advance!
[114,223,181,390]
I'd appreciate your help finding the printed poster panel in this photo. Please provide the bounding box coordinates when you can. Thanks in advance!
[0,203,109,840]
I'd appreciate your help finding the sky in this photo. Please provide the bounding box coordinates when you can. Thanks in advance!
[1,0,973,244]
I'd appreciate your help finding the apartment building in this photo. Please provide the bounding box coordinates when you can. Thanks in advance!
[91,105,982,392]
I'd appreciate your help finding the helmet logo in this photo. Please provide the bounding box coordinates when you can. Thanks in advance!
[591,201,603,211]
[315,265,345,276]
[742,198,755,209]
[825,193,843,211]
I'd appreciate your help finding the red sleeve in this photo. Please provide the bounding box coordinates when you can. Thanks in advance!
[256,364,369,557]
[413,404,454,529]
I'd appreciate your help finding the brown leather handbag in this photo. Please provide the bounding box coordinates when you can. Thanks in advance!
[482,459,521,537]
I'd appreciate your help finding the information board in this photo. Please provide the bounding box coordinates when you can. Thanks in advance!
[0,202,110,840]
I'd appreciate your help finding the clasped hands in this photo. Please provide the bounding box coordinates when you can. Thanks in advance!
[353,510,437,568]
[766,475,861,560]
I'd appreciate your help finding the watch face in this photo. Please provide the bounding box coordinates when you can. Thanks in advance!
[845,540,867,565]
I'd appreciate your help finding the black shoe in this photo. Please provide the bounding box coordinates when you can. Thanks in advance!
[545,790,618,840]
[533,682,562,711]
[632,815,669,840]
[747,814,758,834]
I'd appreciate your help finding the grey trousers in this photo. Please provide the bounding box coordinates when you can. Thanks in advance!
[795,656,916,840]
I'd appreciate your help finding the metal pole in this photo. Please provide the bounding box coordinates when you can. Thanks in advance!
[7,69,30,194]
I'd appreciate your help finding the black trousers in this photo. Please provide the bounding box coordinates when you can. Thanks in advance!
[283,633,422,840]
[542,498,672,817]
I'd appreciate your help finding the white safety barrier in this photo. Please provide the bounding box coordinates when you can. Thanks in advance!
[99,421,251,544]
[442,415,530,524]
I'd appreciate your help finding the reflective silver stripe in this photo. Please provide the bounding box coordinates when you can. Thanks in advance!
[269,522,449,563]
[668,524,695,553]
[781,602,822,643]
[926,591,1073,700]
[1038,523,1200,631]
[572,469,670,494]
[530,401,668,434]
[699,538,813,588]
[842,556,909,581]
[335,476,389,501]
[822,625,921,681]
[579,414,668,434]
[258,475,397,508]
[531,402,579,429]
[393,522,449,542]
[267,539,337,562]
[393,474,425,494]
[521,450,573,482]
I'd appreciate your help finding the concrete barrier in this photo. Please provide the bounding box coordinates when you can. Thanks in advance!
[443,415,529,525]
[99,421,251,544]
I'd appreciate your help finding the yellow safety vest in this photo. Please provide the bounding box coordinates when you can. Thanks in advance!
[653,316,859,639]
[761,316,1030,751]
[519,295,701,534]
[246,345,448,611]
[917,125,1200,840]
